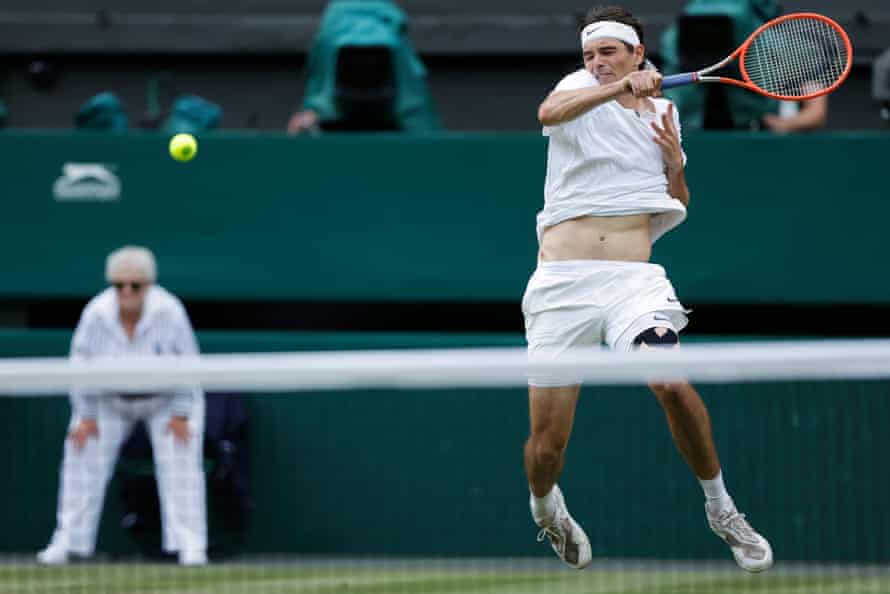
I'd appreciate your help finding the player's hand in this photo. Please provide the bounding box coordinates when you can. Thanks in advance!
[762,113,791,134]
[624,70,663,98]
[286,110,321,135]
[69,418,99,450]
[167,416,192,445]
[652,103,684,174]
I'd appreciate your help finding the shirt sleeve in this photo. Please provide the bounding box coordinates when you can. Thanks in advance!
[543,70,597,137]
[169,310,202,418]
[69,311,101,419]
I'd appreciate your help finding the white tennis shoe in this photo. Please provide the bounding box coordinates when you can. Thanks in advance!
[36,544,68,566]
[706,501,773,573]
[531,485,592,569]
[179,549,208,566]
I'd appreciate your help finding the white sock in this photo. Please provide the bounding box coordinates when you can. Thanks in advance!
[530,485,558,523]
[699,471,733,511]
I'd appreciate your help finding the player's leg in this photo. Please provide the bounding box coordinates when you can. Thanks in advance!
[39,399,133,564]
[525,385,580,497]
[646,383,721,483]
[650,377,773,572]
[525,384,592,569]
[522,261,602,569]
[616,317,773,572]
[147,395,208,566]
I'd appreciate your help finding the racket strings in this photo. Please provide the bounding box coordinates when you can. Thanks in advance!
[743,17,849,98]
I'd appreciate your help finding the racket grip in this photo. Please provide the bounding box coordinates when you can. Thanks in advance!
[662,72,699,89]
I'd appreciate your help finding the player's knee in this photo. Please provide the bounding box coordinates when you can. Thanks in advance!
[535,445,565,469]
[528,434,567,466]
[651,383,680,407]
[633,326,679,349]
[650,380,694,407]
[649,382,671,401]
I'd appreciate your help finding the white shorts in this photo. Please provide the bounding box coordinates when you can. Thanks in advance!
[522,260,689,386]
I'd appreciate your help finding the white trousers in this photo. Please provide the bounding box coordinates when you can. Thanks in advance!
[47,394,207,555]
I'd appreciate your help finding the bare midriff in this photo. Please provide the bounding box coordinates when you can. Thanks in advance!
[539,213,652,262]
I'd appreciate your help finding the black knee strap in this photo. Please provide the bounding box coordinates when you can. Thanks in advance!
[633,327,679,347]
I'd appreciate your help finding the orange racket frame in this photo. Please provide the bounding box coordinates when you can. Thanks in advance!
[661,13,853,101]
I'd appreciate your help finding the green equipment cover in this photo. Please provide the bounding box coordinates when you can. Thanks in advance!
[660,0,781,130]
[301,0,440,132]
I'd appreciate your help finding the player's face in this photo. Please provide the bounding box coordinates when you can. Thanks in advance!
[110,265,150,316]
[583,38,643,84]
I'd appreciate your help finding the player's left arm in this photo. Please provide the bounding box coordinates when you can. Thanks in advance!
[652,102,690,207]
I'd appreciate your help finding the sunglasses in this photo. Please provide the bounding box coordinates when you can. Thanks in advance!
[111,281,145,291]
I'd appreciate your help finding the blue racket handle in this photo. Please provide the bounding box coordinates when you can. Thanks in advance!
[662,72,699,89]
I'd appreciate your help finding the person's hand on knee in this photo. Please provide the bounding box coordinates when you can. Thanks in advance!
[166,416,192,445]
[68,418,98,450]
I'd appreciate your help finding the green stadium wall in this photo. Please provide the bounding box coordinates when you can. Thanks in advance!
[2,131,889,304]
[3,330,888,563]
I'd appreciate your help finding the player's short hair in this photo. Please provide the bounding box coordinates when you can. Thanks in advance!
[105,245,157,283]
[580,6,647,70]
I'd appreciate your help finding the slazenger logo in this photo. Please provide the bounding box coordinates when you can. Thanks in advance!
[52,163,120,201]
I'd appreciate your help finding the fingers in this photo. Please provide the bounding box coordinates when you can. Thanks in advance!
[68,420,98,450]
[286,115,304,135]
[663,103,677,134]
[762,114,782,130]
[631,81,656,98]
[651,134,670,152]
[287,112,319,135]
[653,74,665,98]
[628,71,662,98]
[651,121,682,169]
[69,430,88,450]
[653,116,677,143]
[660,113,673,137]
[167,420,191,445]
[651,121,670,143]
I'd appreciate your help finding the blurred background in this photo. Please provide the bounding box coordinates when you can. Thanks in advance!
[0,0,886,131]
[2,0,890,588]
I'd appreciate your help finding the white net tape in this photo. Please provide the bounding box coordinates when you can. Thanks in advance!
[743,16,848,98]
[2,339,890,395]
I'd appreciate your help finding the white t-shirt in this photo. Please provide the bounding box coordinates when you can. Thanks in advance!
[538,68,687,244]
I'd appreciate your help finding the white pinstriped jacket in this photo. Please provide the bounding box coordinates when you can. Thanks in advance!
[69,285,201,419]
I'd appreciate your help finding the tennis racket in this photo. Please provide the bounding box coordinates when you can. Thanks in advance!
[662,12,853,100]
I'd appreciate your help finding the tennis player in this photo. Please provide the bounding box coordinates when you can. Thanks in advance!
[522,6,772,572]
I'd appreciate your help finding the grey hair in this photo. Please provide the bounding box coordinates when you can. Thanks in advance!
[105,246,157,283]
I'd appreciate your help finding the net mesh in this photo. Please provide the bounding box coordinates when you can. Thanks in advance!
[3,342,890,593]
[742,16,850,98]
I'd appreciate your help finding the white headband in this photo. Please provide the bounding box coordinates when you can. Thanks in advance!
[581,21,640,48]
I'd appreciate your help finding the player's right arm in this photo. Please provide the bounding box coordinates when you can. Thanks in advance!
[538,81,627,126]
[538,70,663,126]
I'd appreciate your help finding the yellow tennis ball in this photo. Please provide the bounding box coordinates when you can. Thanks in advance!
[169,133,198,162]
